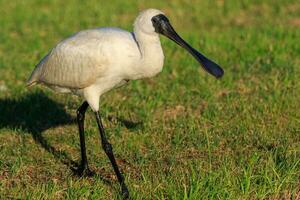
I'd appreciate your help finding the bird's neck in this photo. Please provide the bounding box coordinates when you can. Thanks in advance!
[133,30,164,78]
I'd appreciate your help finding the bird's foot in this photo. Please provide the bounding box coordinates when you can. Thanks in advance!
[121,182,130,200]
[77,164,94,177]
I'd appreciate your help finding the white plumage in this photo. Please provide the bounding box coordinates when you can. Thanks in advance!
[28,9,165,111]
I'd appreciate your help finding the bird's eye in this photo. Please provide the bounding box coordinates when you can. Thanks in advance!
[152,17,158,23]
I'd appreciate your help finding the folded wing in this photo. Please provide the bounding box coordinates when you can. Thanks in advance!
[27,30,110,89]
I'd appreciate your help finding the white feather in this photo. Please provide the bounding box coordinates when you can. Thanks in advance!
[27,9,165,111]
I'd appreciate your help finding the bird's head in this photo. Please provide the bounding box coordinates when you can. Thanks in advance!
[134,8,224,79]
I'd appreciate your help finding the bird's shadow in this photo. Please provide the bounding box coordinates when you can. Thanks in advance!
[108,115,143,130]
[0,92,102,181]
[0,92,85,173]
[0,91,142,184]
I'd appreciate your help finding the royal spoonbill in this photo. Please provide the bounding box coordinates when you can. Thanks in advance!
[27,8,224,199]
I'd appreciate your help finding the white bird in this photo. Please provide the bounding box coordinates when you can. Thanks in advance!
[27,8,223,199]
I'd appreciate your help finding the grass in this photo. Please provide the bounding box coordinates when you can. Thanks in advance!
[0,0,300,199]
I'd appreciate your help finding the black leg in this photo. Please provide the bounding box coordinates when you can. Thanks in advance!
[76,101,92,176]
[95,112,129,199]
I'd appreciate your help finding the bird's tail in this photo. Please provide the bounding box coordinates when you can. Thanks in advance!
[26,66,41,87]
[26,80,37,87]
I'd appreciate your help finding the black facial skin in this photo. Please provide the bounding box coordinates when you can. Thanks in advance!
[151,14,224,79]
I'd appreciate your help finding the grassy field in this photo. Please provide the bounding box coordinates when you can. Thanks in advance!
[0,0,300,199]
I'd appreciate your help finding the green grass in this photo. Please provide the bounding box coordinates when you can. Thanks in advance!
[0,0,300,199]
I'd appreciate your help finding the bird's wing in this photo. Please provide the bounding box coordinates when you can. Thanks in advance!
[27,30,112,89]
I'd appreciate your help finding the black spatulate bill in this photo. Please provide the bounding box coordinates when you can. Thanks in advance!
[152,14,224,78]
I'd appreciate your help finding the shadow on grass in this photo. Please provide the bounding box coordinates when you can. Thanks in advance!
[108,115,143,130]
[0,92,79,167]
[0,91,113,184]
